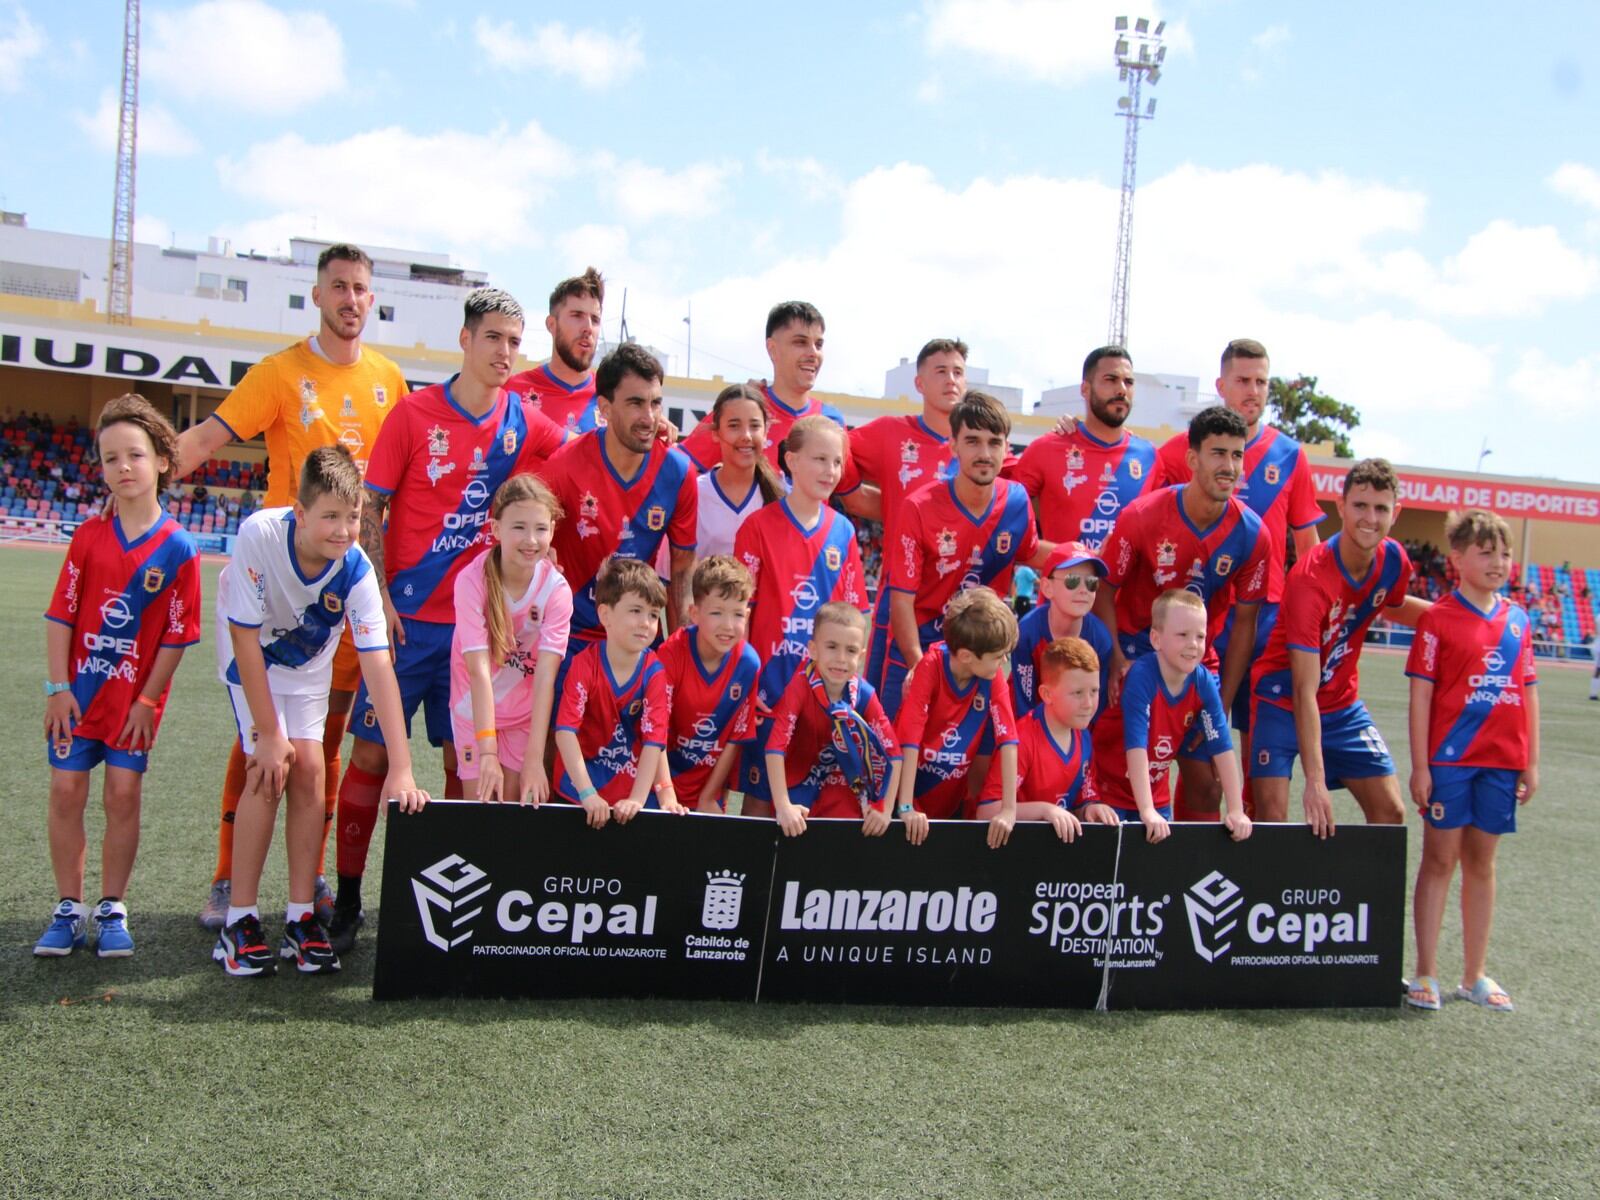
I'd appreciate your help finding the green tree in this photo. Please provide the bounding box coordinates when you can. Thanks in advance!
[1268,374,1360,458]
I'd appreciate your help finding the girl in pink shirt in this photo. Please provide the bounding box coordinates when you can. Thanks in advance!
[451,475,573,804]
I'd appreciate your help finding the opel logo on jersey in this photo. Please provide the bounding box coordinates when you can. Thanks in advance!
[791,579,821,611]
[464,479,490,509]
[1095,491,1120,517]
[100,594,134,629]
[141,566,166,593]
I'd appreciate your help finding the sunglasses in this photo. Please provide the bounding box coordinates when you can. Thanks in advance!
[1054,573,1099,592]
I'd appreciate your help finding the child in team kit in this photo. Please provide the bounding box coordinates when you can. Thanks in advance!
[765,603,901,837]
[554,557,672,827]
[35,395,202,959]
[979,637,1102,842]
[1114,590,1252,844]
[893,587,1020,848]
[1405,510,1539,1014]
[694,384,784,557]
[451,474,572,805]
[654,557,762,813]
[1010,541,1114,722]
[213,447,429,977]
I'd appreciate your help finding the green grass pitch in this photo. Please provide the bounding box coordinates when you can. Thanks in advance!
[1,544,1596,1199]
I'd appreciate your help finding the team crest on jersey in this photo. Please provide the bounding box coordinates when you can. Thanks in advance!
[629,699,643,718]
[1066,447,1085,472]
[974,694,987,712]
[427,425,450,456]
[1372,588,1388,609]
[1183,711,1195,728]
[1264,464,1280,486]
[646,505,666,532]
[729,683,742,702]
[1215,554,1234,577]
[322,592,343,616]
[825,545,842,571]
[1130,459,1143,480]
[936,528,958,559]
[996,531,1013,555]
[141,566,166,593]
[503,429,518,455]
[373,385,388,408]
[1156,539,1177,568]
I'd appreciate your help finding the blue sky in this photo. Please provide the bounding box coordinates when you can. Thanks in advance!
[4,0,1598,481]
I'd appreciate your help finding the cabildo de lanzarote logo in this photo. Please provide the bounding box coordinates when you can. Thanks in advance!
[412,854,491,952]
[1183,870,1378,968]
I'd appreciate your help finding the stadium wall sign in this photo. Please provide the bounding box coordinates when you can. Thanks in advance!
[1309,464,1600,525]
[373,803,1405,1010]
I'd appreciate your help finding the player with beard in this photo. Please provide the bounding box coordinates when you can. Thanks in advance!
[1009,346,1156,550]
[505,268,605,434]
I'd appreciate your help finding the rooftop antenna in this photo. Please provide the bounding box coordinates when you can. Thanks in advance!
[619,287,631,343]
[107,0,140,324]
[1107,15,1167,347]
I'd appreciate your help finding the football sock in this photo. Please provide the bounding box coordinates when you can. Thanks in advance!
[335,764,383,881]
[319,711,349,876]
[285,901,313,923]
[336,874,362,913]
[225,905,260,926]
[212,742,249,884]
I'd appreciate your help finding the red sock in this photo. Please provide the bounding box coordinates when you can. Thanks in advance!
[318,712,348,876]
[444,765,464,800]
[335,764,384,879]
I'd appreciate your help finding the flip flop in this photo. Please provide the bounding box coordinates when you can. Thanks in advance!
[1455,977,1514,1012]
[1405,975,1442,1011]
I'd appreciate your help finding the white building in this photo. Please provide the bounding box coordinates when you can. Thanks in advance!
[883,356,1026,413]
[1036,369,1208,431]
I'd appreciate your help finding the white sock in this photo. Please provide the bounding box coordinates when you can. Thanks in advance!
[225,905,260,926]
[285,901,313,923]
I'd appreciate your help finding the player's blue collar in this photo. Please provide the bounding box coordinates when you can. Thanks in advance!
[685,627,731,684]
[1451,588,1502,621]
[709,467,760,514]
[946,475,997,526]
[539,363,591,394]
[441,374,500,427]
[941,648,978,697]
[597,429,651,489]
[1078,424,1125,450]
[1155,660,1197,704]
[1173,485,1226,541]
[765,385,811,418]
[1330,533,1378,592]
[284,514,337,586]
[601,644,650,695]
[110,511,168,553]
[1040,715,1079,767]
[914,415,950,443]
[778,496,825,535]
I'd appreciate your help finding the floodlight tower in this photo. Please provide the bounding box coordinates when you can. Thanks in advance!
[1107,15,1166,348]
[107,0,140,324]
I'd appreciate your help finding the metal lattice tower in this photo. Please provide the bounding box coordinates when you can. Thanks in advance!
[1107,16,1166,348]
[107,0,140,324]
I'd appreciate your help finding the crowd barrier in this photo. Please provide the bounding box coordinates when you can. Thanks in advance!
[373,804,1406,1010]
[0,512,232,554]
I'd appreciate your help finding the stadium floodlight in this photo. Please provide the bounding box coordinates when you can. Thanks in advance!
[1120,65,1129,81]
[1135,17,1149,32]
[1116,37,1130,57]
[1116,16,1129,31]
[1118,96,1132,109]
[1156,46,1167,63]
[1140,43,1151,62]
[1106,13,1168,347]
[1148,66,1161,84]
[1147,98,1157,115]
[1153,20,1165,35]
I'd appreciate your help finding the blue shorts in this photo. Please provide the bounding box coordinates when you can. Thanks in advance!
[1250,700,1395,787]
[1425,765,1518,835]
[1217,602,1277,731]
[864,590,892,693]
[738,714,777,804]
[47,734,150,774]
[349,617,454,748]
[1108,804,1172,823]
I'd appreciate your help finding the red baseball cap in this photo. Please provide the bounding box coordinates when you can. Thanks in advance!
[1042,541,1107,577]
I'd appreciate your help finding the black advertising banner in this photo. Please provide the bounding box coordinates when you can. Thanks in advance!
[372,805,1405,1010]
[372,802,777,1001]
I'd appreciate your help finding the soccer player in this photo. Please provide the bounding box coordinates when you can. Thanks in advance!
[174,243,406,932]
[1091,406,1270,817]
[330,288,566,952]
[654,556,761,812]
[886,390,1051,719]
[848,337,970,688]
[765,603,900,837]
[504,267,604,433]
[540,344,698,664]
[1250,458,1430,836]
[1010,345,1156,549]
[978,636,1101,842]
[211,447,428,977]
[553,558,671,826]
[1011,542,1113,722]
[893,587,1020,846]
[733,415,868,815]
[1405,510,1540,1013]
[451,475,572,806]
[688,384,783,558]
[1114,591,1252,843]
[35,395,201,959]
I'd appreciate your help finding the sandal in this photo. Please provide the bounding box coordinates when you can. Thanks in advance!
[1455,977,1514,1012]
[1405,975,1442,1011]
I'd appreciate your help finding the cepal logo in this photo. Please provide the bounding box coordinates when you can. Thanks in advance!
[702,870,746,930]
[1184,871,1243,963]
[412,854,491,952]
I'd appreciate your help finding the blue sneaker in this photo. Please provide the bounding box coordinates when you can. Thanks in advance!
[34,901,87,957]
[95,900,135,958]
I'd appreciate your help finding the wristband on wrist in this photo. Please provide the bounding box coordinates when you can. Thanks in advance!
[896,803,914,815]
[576,786,598,801]
[135,694,158,710]
[475,728,497,741]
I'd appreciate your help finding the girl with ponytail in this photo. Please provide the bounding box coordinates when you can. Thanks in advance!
[449,474,572,805]
[696,384,784,555]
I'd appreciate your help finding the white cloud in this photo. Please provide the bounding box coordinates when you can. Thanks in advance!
[597,156,740,223]
[1506,349,1600,421]
[0,4,45,92]
[472,17,643,87]
[134,214,174,246]
[1252,24,1291,53]
[76,90,199,156]
[147,0,346,112]
[924,0,1191,85]
[1243,23,1290,82]
[216,121,572,253]
[1548,162,1600,210]
[755,151,842,201]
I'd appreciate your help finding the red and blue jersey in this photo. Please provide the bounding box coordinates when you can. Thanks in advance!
[978,709,1095,810]
[1010,607,1113,723]
[1151,426,1324,603]
[733,499,867,710]
[1106,653,1233,811]
[540,430,699,643]
[894,642,1019,820]
[1254,536,1411,714]
[506,364,598,434]
[765,667,899,818]
[44,513,202,744]
[889,477,1039,645]
[1406,592,1537,770]
[1100,485,1270,667]
[554,644,669,805]
[849,414,956,535]
[364,377,566,624]
[656,627,761,804]
[681,386,858,491]
[1008,426,1156,549]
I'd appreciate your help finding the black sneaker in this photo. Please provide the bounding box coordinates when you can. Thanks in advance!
[327,906,365,956]
[280,913,341,975]
[213,914,276,978]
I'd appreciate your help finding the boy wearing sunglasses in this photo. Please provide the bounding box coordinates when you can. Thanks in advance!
[1010,542,1113,725]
